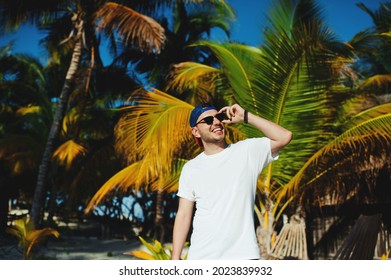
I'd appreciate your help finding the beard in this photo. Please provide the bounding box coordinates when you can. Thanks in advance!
[198,124,226,145]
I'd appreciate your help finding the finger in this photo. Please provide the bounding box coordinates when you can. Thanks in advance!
[229,106,236,118]
[218,106,228,114]
[218,106,229,119]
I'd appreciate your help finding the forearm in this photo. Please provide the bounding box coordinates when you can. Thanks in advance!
[171,212,192,260]
[219,104,292,153]
[247,112,292,146]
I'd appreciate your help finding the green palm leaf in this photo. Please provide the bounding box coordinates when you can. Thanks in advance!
[194,42,263,109]
[279,106,391,200]
[341,102,391,131]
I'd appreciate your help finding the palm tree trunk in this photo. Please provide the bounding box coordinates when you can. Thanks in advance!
[153,189,165,242]
[0,169,9,235]
[257,197,274,259]
[305,208,314,259]
[30,14,84,227]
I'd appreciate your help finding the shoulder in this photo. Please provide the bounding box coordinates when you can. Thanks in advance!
[234,137,269,148]
[182,152,204,171]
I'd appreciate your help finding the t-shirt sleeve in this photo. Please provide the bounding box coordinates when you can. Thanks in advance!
[177,164,196,202]
[247,137,279,174]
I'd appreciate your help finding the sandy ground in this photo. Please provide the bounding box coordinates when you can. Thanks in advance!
[0,235,143,260]
[41,236,142,260]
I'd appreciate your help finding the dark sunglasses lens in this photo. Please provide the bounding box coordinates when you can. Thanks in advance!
[203,116,214,125]
[215,113,228,122]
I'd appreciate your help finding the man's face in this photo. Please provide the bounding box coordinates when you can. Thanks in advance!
[191,109,226,145]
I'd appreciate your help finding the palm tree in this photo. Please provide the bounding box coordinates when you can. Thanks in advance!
[276,2,391,259]
[350,2,391,81]
[85,0,389,259]
[0,0,166,227]
[110,0,389,259]
[0,46,52,233]
[48,64,137,225]
[165,0,355,257]
[170,1,390,259]
[85,0,236,241]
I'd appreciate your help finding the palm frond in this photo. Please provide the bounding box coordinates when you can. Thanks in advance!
[67,143,120,207]
[0,134,43,174]
[115,89,194,174]
[0,0,65,32]
[333,214,382,260]
[149,158,192,193]
[16,105,41,116]
[96,2,166,54]
[251,1,352,188]
[85,161,145,213]
[128,250,155,260]
[194,42,263,109]
[127,236,171,260]
[6,217,59,259]
[184,0,236,38]
[166,62,220,93]
[52,139,87,170]
[358,74,391,91]
[269,215,308,260]
[87,90,196,211]
[279,110,391,200]
[381,32,391,38]
[62,107,81,135]
[341,103,391,131]
[26,227,60,257]
[348,29,379,55]
[86,150,180,212]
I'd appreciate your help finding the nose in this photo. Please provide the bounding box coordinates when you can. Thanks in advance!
[212,116,223,125]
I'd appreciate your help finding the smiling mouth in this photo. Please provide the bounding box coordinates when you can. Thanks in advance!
[211,126,224,133]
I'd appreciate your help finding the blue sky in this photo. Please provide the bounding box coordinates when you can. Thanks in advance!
[0,0,384,63]
[229,0,383,44]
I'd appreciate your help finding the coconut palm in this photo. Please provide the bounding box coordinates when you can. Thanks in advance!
[48,64,137,224]
[78,0,391,256]
[0,46,52,233]
[6,217,59,259]
[149,0,235,87]
[276,2,391,258]
[350,2,391,79]
[166,0,356,256]
[0,0,166,227]
[108,1,388,255]
[85,0,236,241]
[171,1,390,259]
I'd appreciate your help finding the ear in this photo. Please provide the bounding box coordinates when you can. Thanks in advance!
[191,127,201,138]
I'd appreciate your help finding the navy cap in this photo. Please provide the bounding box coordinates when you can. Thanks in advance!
[190,104,217,127]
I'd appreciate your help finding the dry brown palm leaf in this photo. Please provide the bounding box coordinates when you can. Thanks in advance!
[269,214,308,260]
[95,2,165,54]
[358,74,391,91]
[333,214,382,260]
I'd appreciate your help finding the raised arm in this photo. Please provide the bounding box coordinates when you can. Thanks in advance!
[219,104,292,154]
[171,197,194,260]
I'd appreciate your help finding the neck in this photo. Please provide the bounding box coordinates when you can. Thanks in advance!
[203,141,228,155]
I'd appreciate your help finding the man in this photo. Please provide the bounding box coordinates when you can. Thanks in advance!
[171,103,292,260]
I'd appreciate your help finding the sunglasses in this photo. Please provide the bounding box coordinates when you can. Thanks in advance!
[194,112,229,126]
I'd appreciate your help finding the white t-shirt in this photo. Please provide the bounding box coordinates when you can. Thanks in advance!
[177,137,278,260]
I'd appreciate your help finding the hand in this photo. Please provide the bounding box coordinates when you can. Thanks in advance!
[218,104,246,124]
